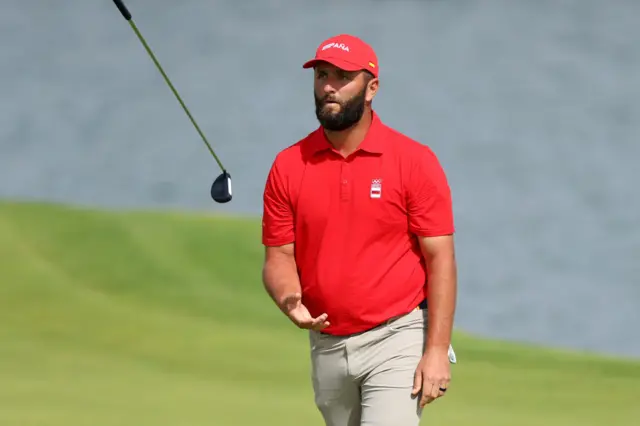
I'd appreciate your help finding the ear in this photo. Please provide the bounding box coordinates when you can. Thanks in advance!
[365,78,379,103]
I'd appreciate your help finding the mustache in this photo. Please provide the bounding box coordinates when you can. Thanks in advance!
[318,94,341,104]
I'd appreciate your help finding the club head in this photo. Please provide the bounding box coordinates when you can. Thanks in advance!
[211,170,232,203]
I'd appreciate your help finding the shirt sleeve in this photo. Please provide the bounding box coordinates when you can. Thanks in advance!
[406,146,455,237]
[262,157,295,246]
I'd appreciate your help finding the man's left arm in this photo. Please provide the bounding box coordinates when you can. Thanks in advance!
[419,234,457,355]
[405,146,457,407]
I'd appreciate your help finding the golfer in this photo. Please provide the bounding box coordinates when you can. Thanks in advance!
[261,34,458,426]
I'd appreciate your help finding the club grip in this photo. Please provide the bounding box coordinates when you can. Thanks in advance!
[112,0,132,20]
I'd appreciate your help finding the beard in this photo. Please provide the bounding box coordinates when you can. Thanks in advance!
[314,86,367,131]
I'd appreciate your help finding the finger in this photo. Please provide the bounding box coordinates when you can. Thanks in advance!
[438,382,449,397]
[429,381,441,400]
[437,386,447,398]
[422,382,439,407]
[311,314,330,330]
[419,381,433,407]
[420,392,434,408]
[312,320,330,331]
[411,370,422,396]
[311,313,328,325]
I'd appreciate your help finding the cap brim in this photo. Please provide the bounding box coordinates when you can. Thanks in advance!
[302,57,365,72]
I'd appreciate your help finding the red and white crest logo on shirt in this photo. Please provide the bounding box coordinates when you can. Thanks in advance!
[370,178,382,199]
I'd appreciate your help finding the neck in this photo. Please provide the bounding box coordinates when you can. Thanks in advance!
[324,109,373,157]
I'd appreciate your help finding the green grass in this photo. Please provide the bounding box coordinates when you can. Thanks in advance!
[1,200,639,426]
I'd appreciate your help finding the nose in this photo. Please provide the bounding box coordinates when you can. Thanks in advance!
[323,82,337,95]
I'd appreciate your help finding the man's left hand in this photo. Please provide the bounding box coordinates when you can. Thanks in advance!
[411,347,451,408]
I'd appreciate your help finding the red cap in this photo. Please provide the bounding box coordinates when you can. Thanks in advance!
[302,34,379,78]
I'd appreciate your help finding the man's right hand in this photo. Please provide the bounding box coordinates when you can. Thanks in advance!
[280,293,330,331]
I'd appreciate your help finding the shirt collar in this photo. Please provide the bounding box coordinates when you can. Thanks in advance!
[307,110,385,156]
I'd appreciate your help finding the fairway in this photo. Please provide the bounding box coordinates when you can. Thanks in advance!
[1,201,638,425]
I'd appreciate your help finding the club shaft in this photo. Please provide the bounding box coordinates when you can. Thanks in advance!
[126,19,225,172]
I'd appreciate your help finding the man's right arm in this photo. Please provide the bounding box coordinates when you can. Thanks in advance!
[261,156,299,312]
[262,243,300,313]
[261,157,329,330]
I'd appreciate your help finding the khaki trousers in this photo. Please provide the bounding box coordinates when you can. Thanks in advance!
[309,308,428,426]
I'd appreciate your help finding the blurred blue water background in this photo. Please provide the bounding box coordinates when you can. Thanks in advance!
[1,0,638,358]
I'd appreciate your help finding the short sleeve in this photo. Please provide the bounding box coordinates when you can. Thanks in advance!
[406,147,455,237]
[262,158,295,246]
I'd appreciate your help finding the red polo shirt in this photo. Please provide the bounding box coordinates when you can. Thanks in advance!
[262,111,455,335]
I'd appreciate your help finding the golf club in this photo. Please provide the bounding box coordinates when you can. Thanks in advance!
[111,0,232,203]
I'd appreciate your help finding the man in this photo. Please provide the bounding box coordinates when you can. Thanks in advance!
[261,33,458,426]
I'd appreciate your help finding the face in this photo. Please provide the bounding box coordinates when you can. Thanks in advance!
[313,63,379,131]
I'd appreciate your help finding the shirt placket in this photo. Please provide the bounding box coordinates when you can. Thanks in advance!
[340,160,351,202]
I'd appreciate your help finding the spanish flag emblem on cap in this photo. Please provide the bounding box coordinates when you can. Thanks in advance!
[368,62,376,68]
